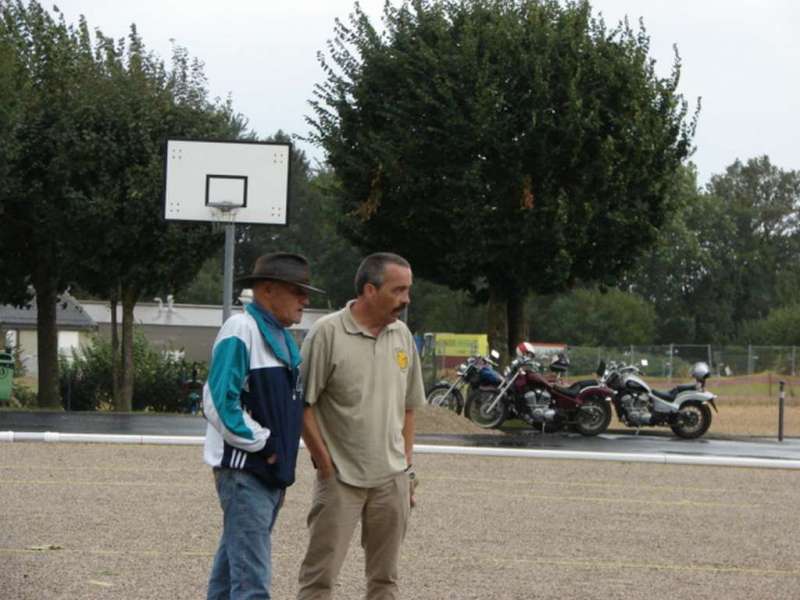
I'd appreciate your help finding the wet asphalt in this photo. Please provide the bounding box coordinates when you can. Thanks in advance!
[1,410,799,461]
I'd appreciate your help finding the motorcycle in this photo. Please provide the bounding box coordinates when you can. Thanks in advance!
[425,350,502,415]
[601,359,718,439]
[465,343,613,436]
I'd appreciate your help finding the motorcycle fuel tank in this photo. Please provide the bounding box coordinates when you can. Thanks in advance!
[623,375,650,394]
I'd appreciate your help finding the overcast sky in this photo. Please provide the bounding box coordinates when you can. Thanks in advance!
[50,0,799,186]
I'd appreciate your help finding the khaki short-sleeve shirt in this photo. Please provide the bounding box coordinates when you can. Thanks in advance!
[300,301,426,487]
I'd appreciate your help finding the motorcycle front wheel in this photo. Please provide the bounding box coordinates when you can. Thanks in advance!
[466,389,507,429]
[425,384,464,415]
[670,401,712,439]
[575,398,612,436]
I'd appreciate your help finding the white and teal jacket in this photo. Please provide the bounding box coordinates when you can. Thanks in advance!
[202,303,303,488]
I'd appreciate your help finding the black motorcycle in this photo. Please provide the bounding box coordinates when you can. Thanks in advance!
[426,350,502,415]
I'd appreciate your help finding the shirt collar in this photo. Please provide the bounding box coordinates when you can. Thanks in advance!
[342,299,402,338]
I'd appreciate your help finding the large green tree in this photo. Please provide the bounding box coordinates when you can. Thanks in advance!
[706,156,800,330]
[308,0,696,358]
[69,32,245,411]
[0,33,29,306]
[0,1,103,406]
[625,156,800,343]
[0,1,243,408]
[620,165,734,342]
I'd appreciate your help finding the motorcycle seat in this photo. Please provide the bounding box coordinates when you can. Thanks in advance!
[554,384,579,397]
[575,379,599,389]
[652,384,697,402]
[554,380,596,397]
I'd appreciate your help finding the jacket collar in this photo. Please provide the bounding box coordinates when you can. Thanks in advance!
[246,303,302,370]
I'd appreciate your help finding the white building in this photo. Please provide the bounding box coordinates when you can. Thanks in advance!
[0,294,97,376]
[79,297,330,363]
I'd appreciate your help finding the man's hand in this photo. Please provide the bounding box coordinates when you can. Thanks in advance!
[266,454,277,465]
[316,457,335,480]
[407,467,418,508]
[303,407,335,481]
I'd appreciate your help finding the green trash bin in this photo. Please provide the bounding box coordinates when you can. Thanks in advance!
[0,352,13,403]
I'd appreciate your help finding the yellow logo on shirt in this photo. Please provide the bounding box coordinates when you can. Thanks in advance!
[396,350,409,370]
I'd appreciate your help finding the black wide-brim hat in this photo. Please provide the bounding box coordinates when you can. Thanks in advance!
[236,252,326,294]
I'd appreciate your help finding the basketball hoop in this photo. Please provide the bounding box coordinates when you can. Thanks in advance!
[208,201,240,233]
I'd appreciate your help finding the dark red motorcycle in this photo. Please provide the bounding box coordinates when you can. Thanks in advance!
[465,343,613,436]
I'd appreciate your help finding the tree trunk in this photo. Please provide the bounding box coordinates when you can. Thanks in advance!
[33,273,61,409]
[109,291,121,407]
[507,291,528,355]
[118,287,138,412]
[486,287,509,365]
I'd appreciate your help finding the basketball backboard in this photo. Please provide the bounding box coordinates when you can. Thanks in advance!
[163,139,290,225]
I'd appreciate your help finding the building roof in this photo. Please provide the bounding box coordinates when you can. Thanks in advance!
[0,294,97,330]
[79,299,330,331]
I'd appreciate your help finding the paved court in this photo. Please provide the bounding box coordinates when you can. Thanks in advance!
[1,442,799,599]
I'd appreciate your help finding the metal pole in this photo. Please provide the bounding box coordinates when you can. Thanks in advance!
[222,223,235,323]
[669,344,674,381]
[792,346,796,376]
[748,344,753,375]
[778,381,785,442]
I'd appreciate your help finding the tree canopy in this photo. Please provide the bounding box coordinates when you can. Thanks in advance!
[624,156,800,344]
[0,1,244,407]
[308,0,697,356]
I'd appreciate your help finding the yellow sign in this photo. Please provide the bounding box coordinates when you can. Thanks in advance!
[396,350,409,370]
[434,333,488,358]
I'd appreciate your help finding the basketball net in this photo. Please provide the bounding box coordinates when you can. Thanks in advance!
[208,202,240,233]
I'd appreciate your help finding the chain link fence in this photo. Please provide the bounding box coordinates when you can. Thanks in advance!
[420,338,799,383]
[566,345,798,379]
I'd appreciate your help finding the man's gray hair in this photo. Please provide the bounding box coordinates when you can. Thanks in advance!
[354,252,411,296]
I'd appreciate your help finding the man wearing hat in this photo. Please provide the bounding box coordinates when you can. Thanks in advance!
[203,252,324,600]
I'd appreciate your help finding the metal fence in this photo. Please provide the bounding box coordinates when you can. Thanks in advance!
[421,341,800,385]
[565,345,798,379]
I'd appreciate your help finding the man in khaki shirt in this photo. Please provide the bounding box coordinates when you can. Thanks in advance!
[297,252,425,600]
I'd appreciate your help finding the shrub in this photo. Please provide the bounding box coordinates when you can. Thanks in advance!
[11,381,37,408]
[59,336,114,411]
[59,331,207,412]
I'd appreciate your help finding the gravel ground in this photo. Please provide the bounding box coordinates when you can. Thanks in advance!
[415,405,504,435]
[1,442,799,600]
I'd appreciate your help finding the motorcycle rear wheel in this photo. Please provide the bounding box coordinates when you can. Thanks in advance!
[466,389,507,429]
[670,401,712,439]
[575,398,612,436]
[425,384,464,415]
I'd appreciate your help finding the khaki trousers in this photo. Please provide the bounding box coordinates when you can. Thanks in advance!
[297,471,411,600]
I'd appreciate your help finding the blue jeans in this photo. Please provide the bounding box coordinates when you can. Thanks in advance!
[207,469,285,600]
